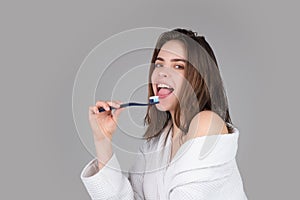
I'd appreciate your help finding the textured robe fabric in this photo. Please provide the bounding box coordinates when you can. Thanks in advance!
[81,122,248,200]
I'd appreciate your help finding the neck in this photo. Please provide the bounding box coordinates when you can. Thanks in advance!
[170,110,181,139]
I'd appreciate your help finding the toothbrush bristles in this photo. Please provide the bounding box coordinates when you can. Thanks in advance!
[149,96,159,104]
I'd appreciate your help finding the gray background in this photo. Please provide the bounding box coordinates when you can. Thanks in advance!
[1,0,299,199]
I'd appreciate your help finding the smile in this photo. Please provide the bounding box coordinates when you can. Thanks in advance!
[156,83,174,99]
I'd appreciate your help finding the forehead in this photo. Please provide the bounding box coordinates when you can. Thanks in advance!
[158,40,187,59]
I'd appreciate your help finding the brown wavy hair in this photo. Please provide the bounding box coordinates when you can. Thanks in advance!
[143,28,234,146]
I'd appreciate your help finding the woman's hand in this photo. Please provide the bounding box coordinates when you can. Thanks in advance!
[88,100,125,141]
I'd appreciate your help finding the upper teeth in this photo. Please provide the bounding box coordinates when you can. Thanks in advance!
[158,83,172,89]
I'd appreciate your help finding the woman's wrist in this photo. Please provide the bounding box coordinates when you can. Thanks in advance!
[93,129,113,142]
[93,137,113,169]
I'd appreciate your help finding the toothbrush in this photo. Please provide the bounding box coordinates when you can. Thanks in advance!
[98,96,159,112]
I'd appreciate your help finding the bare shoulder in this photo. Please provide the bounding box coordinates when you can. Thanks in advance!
[186,110,229,139]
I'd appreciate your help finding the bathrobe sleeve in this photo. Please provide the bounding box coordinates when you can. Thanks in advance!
[164,133,248,200]
[80,143,146,200]
[167,160,247,200]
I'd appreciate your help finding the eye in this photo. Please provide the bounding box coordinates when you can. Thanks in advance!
[174,64,185,70]
[154,63,163,68]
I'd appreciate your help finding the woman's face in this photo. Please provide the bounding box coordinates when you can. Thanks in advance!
[151,40,187,113]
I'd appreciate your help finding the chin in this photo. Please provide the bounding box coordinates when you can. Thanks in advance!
[155,101,176,113]
[154,93,177,111]
[155,104,169,112]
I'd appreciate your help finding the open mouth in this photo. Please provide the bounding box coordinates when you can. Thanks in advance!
[156,83,174,99]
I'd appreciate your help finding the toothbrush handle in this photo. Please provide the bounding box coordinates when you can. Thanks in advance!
[98,102,150,112]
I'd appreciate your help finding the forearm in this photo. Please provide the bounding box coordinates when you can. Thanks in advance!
[81,136,145,200]
[93,137,113,170]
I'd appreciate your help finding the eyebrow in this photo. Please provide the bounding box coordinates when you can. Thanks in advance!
[155,57,187,63]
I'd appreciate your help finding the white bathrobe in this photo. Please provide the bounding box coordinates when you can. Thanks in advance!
[81,122,248,200]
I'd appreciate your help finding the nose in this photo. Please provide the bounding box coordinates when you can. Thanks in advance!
[159,71,168,77]
[158,66,171,77]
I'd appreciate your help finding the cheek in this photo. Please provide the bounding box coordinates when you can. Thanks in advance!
[150,73,156,92]
[175,75,185,87]
[151,69,158,78]
[174,78,185,96]
[150,73,154,82]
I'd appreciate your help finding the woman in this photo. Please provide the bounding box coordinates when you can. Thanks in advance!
[81,28,248,199]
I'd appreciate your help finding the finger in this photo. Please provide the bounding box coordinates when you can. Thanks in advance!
[106,101,121,109]
[90,105,109,115]
[89,106,95,114]
[89,106,102,117]
[93,106,100,114]
[95,101,110,111]
[115,100,123,105]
